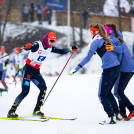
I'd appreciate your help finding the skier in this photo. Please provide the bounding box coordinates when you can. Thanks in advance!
[0,46,9,91]
[70,24,121,124]
[104,24,134,121]
[7,32,78,118]
[12,47,26,82]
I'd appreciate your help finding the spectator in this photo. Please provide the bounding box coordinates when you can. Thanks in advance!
[12,47,26,82]
[30,3,35,22]
[21,4,25,22]
[36,4,43,24]
[82,9,91,29]
[43,5,47,21]
[47,6,52,25]
[121,7,128,17]
[24,4,30,22]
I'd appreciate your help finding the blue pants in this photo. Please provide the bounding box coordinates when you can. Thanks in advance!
[114,72,134,114]
[0,71,2,80]
[0,70,7,80]
[98,65,120,117]
[14,64,47,107]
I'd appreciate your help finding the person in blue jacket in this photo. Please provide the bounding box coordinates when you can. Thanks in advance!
[70,24,121,125]
[7,32,78,118]
[104,24,134,121]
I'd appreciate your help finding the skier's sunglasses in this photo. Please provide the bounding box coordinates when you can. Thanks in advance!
[49,39,56,43]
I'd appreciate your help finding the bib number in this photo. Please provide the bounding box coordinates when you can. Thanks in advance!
[37,56,46,62]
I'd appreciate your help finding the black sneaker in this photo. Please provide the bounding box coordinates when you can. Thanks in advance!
[7,110,18,118]
[33,110,44,116]
[99,116,117,125]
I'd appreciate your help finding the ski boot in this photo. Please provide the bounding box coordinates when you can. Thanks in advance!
[7,109,18,118]
[7,104,18,118]
[33,105,44,117]
[99,115,117,125]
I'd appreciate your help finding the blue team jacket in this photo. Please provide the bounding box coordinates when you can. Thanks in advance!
[75,34,120,71]
[110,31,134,72]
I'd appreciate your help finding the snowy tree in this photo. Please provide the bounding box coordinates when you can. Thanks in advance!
[0,0,15,45]
[103,0,131,16]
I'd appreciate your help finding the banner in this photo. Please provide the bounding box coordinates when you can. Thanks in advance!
[43,0,67,11]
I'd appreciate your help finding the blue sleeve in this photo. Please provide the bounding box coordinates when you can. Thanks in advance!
[75,40,99,72]
[12,56,15,64]
[51,47,69,54]
[111,38,124,54]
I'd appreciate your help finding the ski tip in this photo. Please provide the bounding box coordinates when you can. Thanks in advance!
[99,122,104,125]
[41,119,49,122]
[71,117,77,120]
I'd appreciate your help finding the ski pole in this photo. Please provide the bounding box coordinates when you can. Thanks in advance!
[42,52,74,105]
[0,47,24,59]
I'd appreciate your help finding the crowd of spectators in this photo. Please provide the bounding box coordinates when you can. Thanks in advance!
[21,3,52,25]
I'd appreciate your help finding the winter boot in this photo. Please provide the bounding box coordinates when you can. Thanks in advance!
[115,113,123,121]
[33,105,44,117]
[7,105,18,118]
[99,115,117,125]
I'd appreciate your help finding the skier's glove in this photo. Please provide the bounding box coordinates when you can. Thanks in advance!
[24,43,32,50]
[70,69,76,75]
[70,46,78,52]
[105,44,114,51]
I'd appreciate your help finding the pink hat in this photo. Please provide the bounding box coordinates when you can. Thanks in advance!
[104,25,114,34]
[42,32,56,48]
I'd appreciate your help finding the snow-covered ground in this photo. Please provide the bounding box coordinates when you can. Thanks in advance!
[0,74,134,134]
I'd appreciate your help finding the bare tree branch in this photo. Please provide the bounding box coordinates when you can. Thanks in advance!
[0,0,15,45]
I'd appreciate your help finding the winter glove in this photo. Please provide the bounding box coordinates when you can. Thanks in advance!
[105,45,114,51]
[70,69,76,75]
[70,46,78,52]
[24,43,32,50]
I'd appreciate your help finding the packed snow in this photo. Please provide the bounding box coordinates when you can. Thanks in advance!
[0,74,134,134]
